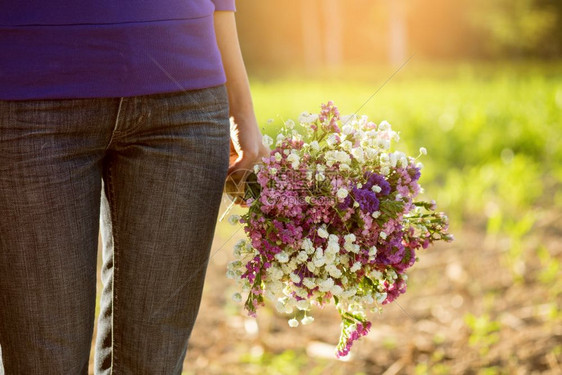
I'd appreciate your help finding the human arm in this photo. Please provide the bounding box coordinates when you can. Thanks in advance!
[213,11,269,186]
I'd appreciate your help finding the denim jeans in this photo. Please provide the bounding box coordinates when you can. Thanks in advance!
[0,85,231,374]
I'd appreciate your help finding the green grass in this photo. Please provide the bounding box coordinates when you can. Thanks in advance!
[249,62,562,228]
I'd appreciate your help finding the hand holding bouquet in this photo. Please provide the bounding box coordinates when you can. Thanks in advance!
[226,102,452,357]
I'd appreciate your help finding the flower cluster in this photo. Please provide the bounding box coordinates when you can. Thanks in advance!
[227,102,452,357]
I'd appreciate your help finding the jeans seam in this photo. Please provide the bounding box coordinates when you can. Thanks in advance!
[104,160,119,374]
[106,97,124,151]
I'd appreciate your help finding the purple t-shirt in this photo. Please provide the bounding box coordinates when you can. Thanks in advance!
[0,0,235,100]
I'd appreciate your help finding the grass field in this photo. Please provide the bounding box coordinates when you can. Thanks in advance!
[177,62,562,375]
[251,62,562,226]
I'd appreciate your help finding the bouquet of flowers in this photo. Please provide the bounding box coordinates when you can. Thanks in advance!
[226,102,452,357]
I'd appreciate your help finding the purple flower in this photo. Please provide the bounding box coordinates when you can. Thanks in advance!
[364,172,391,196]
[352,187,380,213]
[408,166,421,182]
[338,195,352,210]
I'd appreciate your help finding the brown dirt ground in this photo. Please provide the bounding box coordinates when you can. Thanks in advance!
[182,207,562,375]
[88,205,562,374]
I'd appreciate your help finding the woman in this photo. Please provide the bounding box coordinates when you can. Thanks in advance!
[0,1,267,373]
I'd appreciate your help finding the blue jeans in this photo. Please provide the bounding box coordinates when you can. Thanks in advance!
[0,86,230,374]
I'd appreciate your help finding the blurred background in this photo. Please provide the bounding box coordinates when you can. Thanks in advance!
[178,1,562,375]
[186,1,561,374]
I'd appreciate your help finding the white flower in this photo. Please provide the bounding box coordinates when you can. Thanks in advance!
[340,114,355,127]
[371,185,382,193]
[262,134,273,148]
[351,147,364,162]
[226,269,237,279]
[344,233,356,243]
[288,318,299,327]
[313,257,326,268]
[324,253,336,266]
[319,278,335,292]
[295,288,309,299]
[290,272,301,284]
[301,316,314,325]
[287,153,300,169]
[341,124,355,136]
[269,281,283,295]
[285,119,295,129]
[331,285,344,296]
[350,261,362,273]
[274,152,282,162]
[380,153,389,164]
[371,211,381,219]
[306,261,316,273]
[234,239,246,251]
[370,269,383,280]
[334,150,351,164]
[386,269,398,281]
[297,251,308,263]
[327,265,342,278]
[227,214,240,225]
[342,287,358,298]
[301,238,314,253]
[343,241,356,253]
[275,300,286,313]
[267,265,283,280]
[275,252,289,263]
[296,300,310,310]
[281,263,293,274]
[309,140,320,151]
[303,277,316,289]
[326,134,339,147]
[317,226,329,239]
[362,295,374,304]
[390,153,398,168]
[299,112,318,124]
[380,231,387,240]
[376,292,388,304]
[314,247,324,258]
[336,187,349,200]
[270,168,277,175]
[364,148,378,160]
[338,163,350,171]
[341,140,353,151]
[326,240,340,255]
[378,139,391,150]
[416,162,424,169]
[378,121,391,131]
[419,147,427,155]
